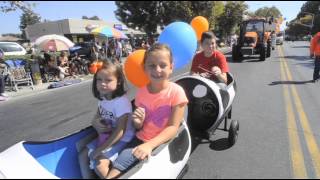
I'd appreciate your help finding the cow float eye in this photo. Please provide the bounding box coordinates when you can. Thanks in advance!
[192,85,207,98]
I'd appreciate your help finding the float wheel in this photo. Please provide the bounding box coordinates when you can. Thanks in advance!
[228,120,239,146]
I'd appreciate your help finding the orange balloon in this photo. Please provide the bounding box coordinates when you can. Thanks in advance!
[96,61,103,70]
[191,16,209,41]
[89,62,98,74]
[124,49,150,88]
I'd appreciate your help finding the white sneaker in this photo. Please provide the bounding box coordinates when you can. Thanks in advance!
[0,96,8,101]
[0,93,8,97]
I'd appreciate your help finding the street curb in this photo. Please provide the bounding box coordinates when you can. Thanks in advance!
[5,76,93,99]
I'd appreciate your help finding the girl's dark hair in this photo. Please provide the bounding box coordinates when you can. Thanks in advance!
[200,31,217,43]
[92,61,127,100]
[143,43,173,65]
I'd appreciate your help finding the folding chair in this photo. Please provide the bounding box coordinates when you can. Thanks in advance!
[5,60,34,91]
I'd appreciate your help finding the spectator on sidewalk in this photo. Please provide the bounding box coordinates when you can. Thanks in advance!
[58,51,74,79]
[0,49,8,101]
[0,76,7,101]
[48,56,62,81]
[0,73,7,101]
[141,40,150,50]
[190,31,229,87]
[230,34,237,47]
[91,40,100,61]
[115,40,123,62]
[107,40,115,59]
[271,31,276,50]
[310,32,320,83]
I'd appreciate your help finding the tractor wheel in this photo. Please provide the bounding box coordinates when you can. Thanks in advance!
[232,46,243,62]
[232,45,239,62]
[259,46,266,61]
[267,43,271,58]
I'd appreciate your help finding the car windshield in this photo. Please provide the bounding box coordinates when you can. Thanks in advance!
[0,43,23,52]
[246,21,263,32]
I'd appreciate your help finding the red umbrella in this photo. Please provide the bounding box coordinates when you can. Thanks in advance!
[38,39,72,52]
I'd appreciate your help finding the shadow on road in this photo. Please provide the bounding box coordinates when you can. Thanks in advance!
[274,56,314,69]
[269,80,314,86]
[209,138,230,151]
[290,45,309,49]
[278,55,309,61]
[190,130,233,154]
[226,54,263,63]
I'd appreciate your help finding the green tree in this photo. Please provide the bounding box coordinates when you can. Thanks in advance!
[298,1,320,35]
[160,1,216,28]
[286,19,310,39]
[160,1,193,27]
[82,16,89,19]
[2,33,22,38]
[82,15,101,20]
[245,11,256,18]
[254,6,282,20]
[189,1,213,18]
[115,1,221,38]
[1,1,35,13]
[115,1,162,37]
[19,11,41,39]
[209,1,225,30]
[216,1,248,39]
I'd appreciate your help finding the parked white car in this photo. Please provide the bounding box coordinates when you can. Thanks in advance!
[276,33,284,45]
[0,42,27,56]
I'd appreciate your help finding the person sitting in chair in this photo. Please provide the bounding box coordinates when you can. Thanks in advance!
[0,49,8,101]
[57,51,71,80]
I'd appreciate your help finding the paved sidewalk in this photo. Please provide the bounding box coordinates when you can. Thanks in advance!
[4,74,94,99]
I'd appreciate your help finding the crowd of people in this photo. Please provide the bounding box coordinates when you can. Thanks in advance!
[0,36,156,102]
[41,39,131,82]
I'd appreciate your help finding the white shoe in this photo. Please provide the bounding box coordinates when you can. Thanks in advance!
[0,96,8,101]
[0,93,8,97]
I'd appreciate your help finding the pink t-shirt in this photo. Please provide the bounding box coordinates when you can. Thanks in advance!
[135,82,189,142]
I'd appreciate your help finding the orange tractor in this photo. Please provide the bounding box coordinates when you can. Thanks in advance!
[232,18,274,62]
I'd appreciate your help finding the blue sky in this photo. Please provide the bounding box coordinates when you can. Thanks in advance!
[246,1,306,30]
[0,1,306,35]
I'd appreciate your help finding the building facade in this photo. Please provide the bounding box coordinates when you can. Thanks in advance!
[25,19,145,43]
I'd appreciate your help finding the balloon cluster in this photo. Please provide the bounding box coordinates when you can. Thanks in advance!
[124,16,209,87]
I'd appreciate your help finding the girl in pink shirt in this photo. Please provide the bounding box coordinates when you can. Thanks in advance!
[106,43,189,178]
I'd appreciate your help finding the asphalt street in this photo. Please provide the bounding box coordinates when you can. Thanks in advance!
[1,42,319,178]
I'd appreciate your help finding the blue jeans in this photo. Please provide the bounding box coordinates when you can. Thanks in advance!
[0,75,4,94]
[112,137,143,172]
[313,56,320,81]
[87,138,129,169]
